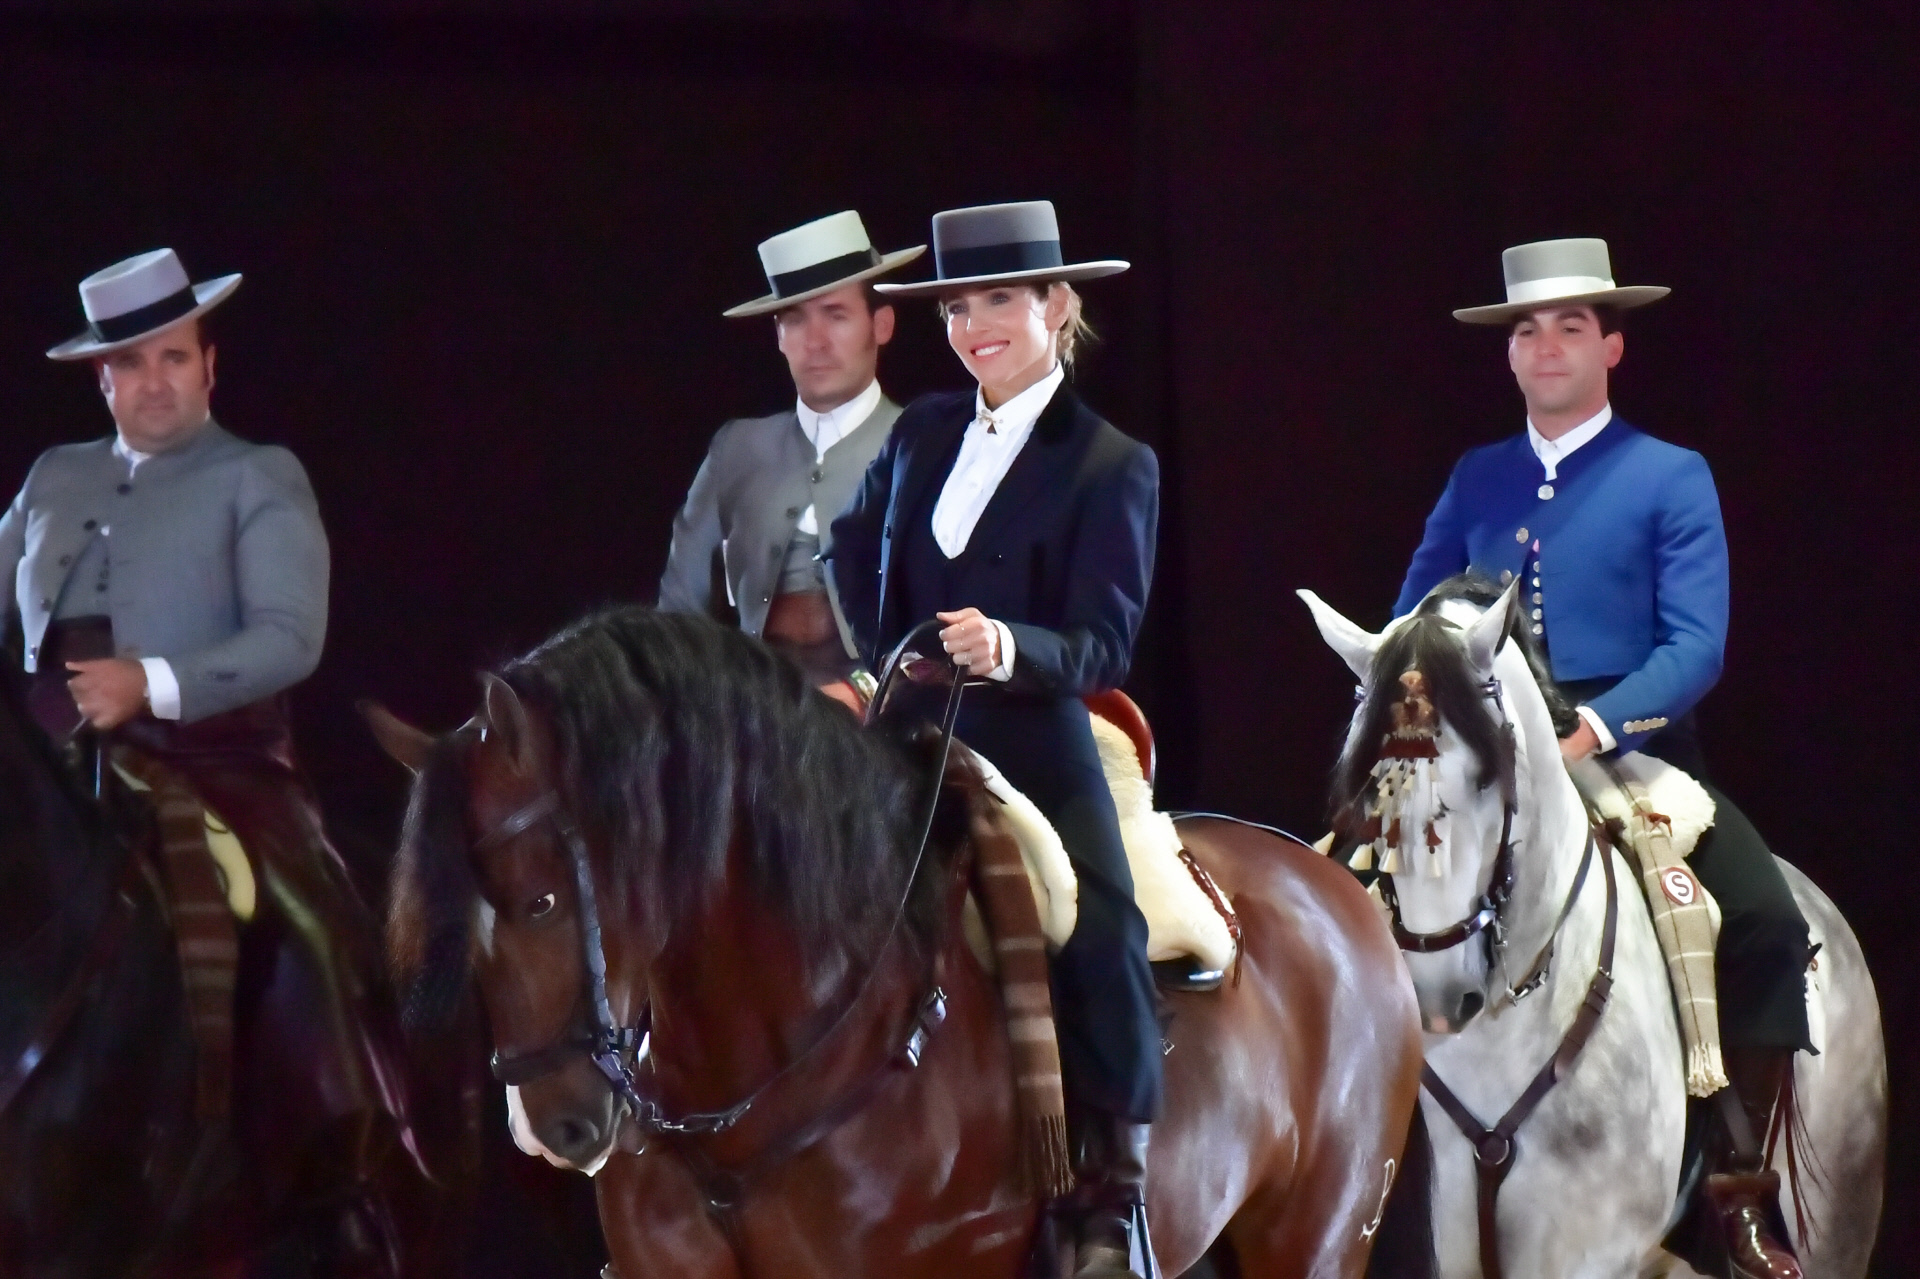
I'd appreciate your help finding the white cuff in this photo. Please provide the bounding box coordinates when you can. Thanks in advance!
[986,620,1017,683]
[1575,704,1617,754]
[140,657,183,721]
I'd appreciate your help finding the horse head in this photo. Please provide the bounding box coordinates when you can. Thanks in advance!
[370,608,940,1181]
[369,677,650,1176]
[1302,574,1586,1034]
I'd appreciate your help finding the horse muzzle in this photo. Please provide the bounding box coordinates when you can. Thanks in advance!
[508,1074,618,1175]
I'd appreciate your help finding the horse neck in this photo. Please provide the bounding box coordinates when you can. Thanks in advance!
[643,838,929,1120]
[1495,675,1594,973]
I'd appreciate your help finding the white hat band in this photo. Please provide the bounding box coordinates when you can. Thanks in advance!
[1504,274,1618,306]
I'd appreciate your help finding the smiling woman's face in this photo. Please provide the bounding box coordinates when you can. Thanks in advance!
[941,283,1069,407]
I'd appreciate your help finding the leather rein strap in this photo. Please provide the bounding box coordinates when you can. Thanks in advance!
[1417,827,1619,1279]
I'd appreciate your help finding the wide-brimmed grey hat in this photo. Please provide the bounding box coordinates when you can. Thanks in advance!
[874,200,1128,299]
[47,248,241,360]
[1453,237,1668,325]
[723,211,925,319]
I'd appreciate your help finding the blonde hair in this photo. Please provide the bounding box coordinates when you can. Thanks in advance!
[937,280,1098,371]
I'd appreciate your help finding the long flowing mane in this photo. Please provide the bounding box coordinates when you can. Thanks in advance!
[1330,571,1575,826]
[390,607,947,1024]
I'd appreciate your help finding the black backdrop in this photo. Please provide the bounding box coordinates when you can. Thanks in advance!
[2,3,1914,1272]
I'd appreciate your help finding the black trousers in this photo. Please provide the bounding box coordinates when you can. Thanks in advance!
[1561,682,1813,1052]
[911,687,1165,1122]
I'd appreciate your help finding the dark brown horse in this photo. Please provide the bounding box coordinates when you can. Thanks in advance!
[376,607,1425,1277]
[0,667,481,1279]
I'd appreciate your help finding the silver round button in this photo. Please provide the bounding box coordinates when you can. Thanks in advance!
[1531,623,1544,635]
[1538,484,1555,500]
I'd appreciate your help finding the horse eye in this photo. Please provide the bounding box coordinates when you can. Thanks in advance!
[528,893,556,919]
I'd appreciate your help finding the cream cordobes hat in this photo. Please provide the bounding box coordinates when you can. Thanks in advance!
[1453,237,1668,325]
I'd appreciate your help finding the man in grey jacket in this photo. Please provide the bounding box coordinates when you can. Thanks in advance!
[4,249,413,1267]
[659,211,924,687]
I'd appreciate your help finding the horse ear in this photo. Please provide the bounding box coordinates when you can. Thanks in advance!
[480,673,536,775]
[1464,578,1521,674]
[1297,589,1384,679]
[358,700,434,775]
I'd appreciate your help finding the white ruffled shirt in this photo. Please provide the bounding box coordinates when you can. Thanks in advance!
[928,363,1067,682]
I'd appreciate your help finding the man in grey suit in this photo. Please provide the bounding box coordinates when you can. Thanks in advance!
[3,249,412,1265]
[659,211,924,687]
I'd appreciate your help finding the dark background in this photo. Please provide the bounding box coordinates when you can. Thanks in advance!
[2,2,1913,1272]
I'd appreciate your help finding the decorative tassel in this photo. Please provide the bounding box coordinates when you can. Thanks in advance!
[1687,1043,1729,1099]
[1029,1112,1075,1200]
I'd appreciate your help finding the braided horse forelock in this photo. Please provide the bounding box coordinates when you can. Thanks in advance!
[1331,600,1517,873]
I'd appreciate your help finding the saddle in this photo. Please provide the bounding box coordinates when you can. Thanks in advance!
[961,692,1240,989]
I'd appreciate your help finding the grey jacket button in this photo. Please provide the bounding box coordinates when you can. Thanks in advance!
[116,483,132,495]
[40,597,52,609]
[83,519,97,530]
[786,506,800,518]
[59,554,72,566]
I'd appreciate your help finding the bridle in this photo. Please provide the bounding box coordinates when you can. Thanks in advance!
[469,621,969,1220]
[1355,650,1621,1279]
[1365,675,1521,967]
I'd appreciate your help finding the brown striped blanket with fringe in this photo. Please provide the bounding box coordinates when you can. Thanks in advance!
[115,747,238,1122]
[959,758,1076,1202]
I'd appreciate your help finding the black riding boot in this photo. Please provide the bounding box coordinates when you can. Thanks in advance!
[1072,1113,1158,1279]
[1705,1046,1802,1279]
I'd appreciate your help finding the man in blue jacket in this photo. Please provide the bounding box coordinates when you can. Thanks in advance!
[1398,238,1808,1279]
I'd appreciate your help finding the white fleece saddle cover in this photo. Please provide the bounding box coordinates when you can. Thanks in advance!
[1571,750,1717,861]
[967,715,1238,974]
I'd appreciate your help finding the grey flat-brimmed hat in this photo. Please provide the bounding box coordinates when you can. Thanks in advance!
[1453,237,1669,325]
[874,200,1128,299]
[723,211,925,318]
[47,248,241,360]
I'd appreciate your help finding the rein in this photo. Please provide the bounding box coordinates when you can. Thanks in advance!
[472,620,970,1249]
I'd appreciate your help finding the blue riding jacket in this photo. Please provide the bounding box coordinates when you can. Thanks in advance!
[1394,415,1729,756]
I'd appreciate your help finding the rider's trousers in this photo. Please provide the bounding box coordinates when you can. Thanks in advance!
[947,690,1166,1123]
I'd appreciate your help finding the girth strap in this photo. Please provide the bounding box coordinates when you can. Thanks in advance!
[1419,828,1619,1279]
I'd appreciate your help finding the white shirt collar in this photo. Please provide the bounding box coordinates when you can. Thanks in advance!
[1526,402,1612,481]
[973,362,1065,442]
[112,435,154,472]
[795,379,882,461]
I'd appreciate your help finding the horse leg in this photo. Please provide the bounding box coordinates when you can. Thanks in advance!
[1773,864,1886,1279]
[595,1148,741,1279]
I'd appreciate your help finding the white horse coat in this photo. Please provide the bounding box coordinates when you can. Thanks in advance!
[1302,583,1885,1279]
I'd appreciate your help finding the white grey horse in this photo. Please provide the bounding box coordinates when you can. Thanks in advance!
[1301,581,1886,1279]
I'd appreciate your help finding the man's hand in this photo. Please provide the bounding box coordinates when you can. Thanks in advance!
[65,658,149,730]
[936,608,1002,677]
[1559,718,1601,764]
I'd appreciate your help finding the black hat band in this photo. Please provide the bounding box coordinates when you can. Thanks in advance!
[87,286,200,345]
[935,239,1064,282]
[767,248,883,300]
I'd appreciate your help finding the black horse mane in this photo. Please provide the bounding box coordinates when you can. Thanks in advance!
[1330,572,1574,826]
[391,607,951,1027]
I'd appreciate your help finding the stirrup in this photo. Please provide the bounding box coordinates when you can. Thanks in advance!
[1150,957,1223,993]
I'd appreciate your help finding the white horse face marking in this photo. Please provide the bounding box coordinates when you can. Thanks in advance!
[506,1082,612,1176]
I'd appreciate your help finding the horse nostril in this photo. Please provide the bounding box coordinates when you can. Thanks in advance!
[1458,991,1485,1024]
[544,1116,602,1159]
